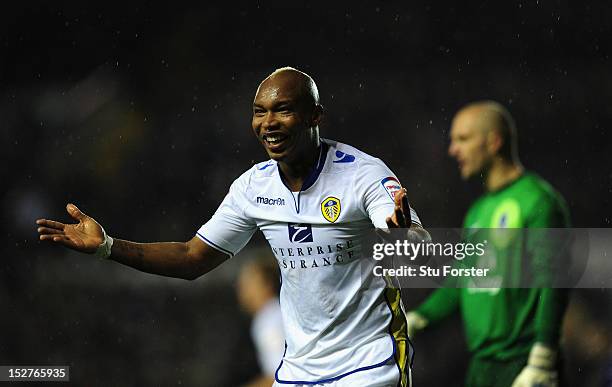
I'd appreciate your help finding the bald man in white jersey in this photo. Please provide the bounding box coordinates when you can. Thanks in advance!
[36,67,429,387]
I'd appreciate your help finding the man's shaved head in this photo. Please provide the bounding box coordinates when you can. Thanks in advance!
[256,67,320,108]
[456,100,518,161]
[251,67,323,166]
[449,101,520,180]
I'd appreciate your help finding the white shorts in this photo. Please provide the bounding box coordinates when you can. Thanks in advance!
[272,359,410,387]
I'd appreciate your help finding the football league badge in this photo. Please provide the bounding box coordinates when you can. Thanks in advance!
[381,177,402,201]
[321,196,341,223]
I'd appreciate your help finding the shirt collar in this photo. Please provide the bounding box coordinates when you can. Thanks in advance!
[278,141,329,192]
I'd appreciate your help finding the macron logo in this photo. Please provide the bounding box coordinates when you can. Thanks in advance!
[256,196,286,206]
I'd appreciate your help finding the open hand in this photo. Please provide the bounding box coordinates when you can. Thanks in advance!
[386,188,412,228]
[36,203,104,253]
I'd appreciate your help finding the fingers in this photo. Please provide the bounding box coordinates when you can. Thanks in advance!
[66,203,86,221]
[394,205,407,228]
[386,210,405,228]
[395,188,408,209]
[401,191,412,227]
[37,226,65,235]
[385,188,411,229]
[386,188,409,229]
[36,219,65,231]
[393,188,404,206]
[39,234,79,249]
[39,234,65,241]
[36,220,66,244]
[393,189,408,228]
[385,216,395,229]
[401,190,410,215]
[51,235,76,248]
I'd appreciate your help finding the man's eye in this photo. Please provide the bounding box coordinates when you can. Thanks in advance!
[254,110,265,116]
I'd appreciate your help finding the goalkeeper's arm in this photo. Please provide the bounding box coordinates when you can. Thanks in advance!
[406,287,461,338]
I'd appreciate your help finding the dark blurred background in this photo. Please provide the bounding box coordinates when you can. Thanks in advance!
[1,1,611,386]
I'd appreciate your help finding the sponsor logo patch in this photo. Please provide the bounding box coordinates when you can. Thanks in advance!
[256,196,286,206]
[333,150,356,163]
[321,196,341,223]
[287,223,313,243]
[381,177,402,201]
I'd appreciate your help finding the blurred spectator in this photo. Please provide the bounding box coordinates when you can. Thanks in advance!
[562,290,612,387]
[237,255,284,387]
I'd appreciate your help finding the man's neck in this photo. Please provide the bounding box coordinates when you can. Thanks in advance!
[278,143,321,191]
[484,158,524,192]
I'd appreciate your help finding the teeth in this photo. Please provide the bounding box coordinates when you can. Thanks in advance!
[265,135,284,144]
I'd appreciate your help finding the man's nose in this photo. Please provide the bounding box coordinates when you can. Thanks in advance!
[262,112,278,129]
[448,142,457,157]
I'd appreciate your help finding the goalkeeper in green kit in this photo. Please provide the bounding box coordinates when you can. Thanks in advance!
[407,101,570,387]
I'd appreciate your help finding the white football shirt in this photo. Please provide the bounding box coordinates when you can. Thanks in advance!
[197,139,420,383]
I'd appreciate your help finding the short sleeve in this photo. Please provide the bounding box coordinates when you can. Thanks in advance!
[355,158,422,229]
[196,171,258,257]
[527,192,570,228]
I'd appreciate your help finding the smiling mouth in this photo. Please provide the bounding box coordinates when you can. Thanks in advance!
[263,133,289,148]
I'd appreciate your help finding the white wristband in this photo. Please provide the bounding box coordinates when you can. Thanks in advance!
[95,227,114,259]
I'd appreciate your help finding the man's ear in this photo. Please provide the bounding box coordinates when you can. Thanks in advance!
[311,104,324,126]
[486,129,503,155]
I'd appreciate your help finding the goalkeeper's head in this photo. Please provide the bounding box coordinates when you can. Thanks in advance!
[448,100,520,180]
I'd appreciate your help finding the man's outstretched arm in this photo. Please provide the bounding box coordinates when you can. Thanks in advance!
[36,203,228,280]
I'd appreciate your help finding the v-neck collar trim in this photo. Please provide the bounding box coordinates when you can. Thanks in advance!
[277,141,329,193]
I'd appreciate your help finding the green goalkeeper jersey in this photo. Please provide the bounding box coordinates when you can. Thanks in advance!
[416,172,570,360]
